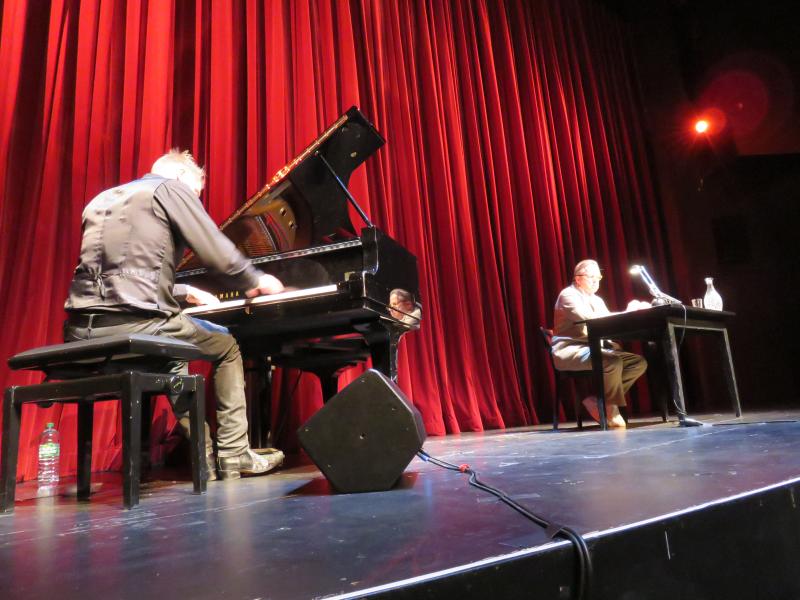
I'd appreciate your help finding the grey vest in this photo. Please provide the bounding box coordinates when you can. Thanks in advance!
[65,176,182,315]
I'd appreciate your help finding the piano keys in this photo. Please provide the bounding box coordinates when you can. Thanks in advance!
[183,285,341,316]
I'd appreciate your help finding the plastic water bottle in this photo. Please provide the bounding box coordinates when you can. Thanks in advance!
[37,422,60,489]
[703,277,723,311]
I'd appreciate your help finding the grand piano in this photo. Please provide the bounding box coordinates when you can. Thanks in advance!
[176,107,421,446]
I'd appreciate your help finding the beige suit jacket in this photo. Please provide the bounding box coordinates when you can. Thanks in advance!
[551,284,611,356]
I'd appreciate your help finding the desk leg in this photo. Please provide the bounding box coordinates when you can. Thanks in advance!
[589,336,608,431]
[663,324,689,426]
[720,328,742,417]
[644,342,669,421]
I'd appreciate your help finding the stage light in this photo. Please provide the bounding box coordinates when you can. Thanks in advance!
[694,119,710,134]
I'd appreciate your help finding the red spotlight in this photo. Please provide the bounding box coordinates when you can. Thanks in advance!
[694,119,710,134]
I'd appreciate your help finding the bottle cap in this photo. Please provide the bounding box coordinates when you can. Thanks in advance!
[46,422,54,428]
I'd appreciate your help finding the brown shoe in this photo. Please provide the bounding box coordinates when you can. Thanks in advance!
[217,448,285,480]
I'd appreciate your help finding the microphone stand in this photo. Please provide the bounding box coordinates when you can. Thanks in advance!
[634,265,682,305]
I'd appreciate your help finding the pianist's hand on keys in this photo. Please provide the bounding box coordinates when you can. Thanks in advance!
[185,285,221,306]
[246,274,285,297]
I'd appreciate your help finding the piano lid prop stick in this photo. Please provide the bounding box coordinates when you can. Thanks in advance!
[315,151,374,228]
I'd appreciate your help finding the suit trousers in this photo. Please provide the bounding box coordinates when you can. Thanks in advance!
[552,343,647,407]
[64,312,249,457]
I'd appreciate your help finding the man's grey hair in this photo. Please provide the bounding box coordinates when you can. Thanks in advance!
[151,149,205,182]
[573,259,599,277]
[390,288,414,303]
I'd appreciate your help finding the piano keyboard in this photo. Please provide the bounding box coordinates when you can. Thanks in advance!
[183,284,340,316]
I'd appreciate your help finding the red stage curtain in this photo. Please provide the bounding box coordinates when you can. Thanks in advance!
[0,0,672,480]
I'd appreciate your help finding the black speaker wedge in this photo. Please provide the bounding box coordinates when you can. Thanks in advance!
[297,369,427,493]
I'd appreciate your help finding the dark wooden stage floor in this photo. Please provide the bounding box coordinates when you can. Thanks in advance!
[3,411,800,599]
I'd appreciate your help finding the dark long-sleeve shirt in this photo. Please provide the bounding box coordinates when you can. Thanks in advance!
[65,174,261,316]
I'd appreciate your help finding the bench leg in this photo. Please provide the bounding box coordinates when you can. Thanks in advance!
[1,387,21,512]
[188,376,206,494]
[121,374,143,509]
[77,401,94,500]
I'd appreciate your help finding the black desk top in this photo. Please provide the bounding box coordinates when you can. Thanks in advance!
[579,305,735,338]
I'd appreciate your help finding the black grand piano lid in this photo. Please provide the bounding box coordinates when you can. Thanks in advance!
[178,107,385,270]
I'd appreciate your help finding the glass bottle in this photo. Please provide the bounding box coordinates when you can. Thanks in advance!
[703,277,723,311]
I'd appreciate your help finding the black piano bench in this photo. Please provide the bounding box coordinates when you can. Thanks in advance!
[1,334,207,512]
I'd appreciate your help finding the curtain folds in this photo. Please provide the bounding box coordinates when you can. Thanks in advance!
[0,0,672,480]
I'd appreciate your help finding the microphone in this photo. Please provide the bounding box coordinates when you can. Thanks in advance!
[629,265,682,305]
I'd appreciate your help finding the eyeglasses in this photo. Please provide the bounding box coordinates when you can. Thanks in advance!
[577,273,603,281]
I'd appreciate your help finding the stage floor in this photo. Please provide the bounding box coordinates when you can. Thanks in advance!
[2,411,800,599]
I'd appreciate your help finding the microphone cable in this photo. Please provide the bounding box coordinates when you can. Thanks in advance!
[417,449,593,600]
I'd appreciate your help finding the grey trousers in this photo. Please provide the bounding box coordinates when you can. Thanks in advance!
[64,312,250,457]
[553,343,647,407]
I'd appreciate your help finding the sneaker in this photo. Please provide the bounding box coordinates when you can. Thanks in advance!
[217,448,285,480]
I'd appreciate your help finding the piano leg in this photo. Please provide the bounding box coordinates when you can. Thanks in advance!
[310,367,341,403]
[354,321,404,381]
[244,356,272,449]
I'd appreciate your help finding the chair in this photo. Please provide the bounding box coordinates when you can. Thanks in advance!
[539,327,594,430]
[1,334,207,512]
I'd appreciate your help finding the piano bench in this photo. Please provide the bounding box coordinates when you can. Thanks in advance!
[1,334,207,512]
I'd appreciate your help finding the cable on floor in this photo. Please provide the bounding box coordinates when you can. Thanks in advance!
[417,449,593,600]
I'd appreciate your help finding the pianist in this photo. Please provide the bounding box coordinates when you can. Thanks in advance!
[64,149,286,480]
[551,259,648,428]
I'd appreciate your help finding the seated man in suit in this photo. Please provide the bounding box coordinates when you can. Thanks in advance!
[551,259,649,428]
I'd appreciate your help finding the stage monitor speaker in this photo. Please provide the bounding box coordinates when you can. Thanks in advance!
[298,369,426,493]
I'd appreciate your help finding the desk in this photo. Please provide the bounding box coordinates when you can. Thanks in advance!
[581,305,742,430]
